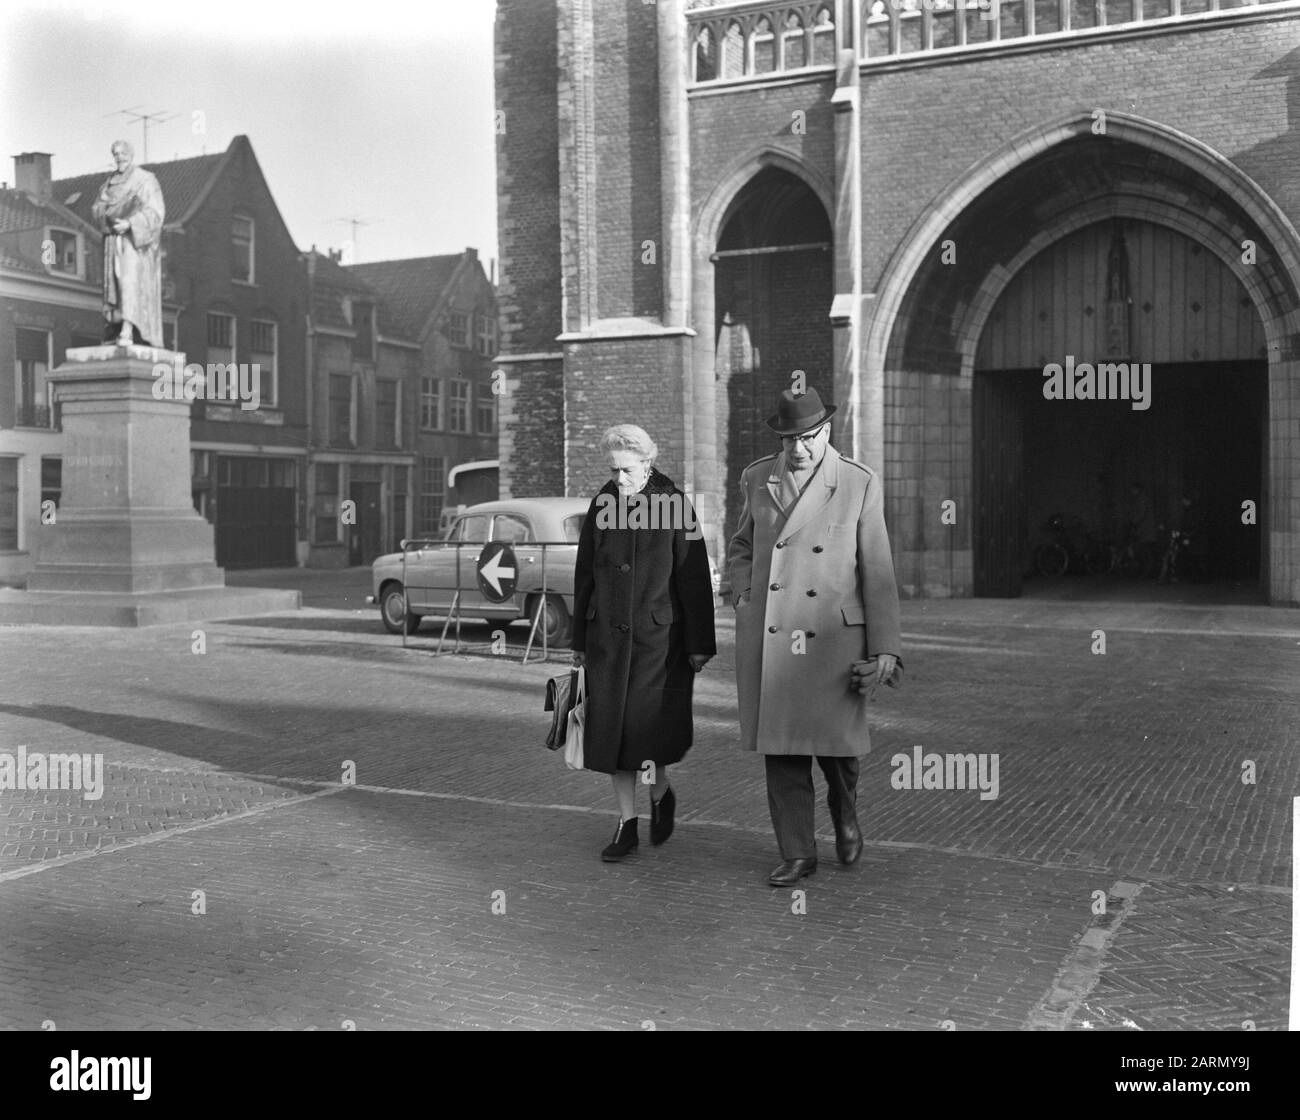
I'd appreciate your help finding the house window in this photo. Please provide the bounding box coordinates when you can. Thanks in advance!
[476,390,495,435]
[329,374,355,447]
[351,300,375,362]
[377,379,400,449]
[314,462,340,544]
[418,455,445,535]
[232,214,254,283]
[0,458,17,550]
[448,379,470,433]
[250,319,277,407]
[476,312,497,356]
[40,456,62,512]
[46,228,80,276]
[447,310,470,349]
[207,312,235,363]
[206,312,236,402]
[14,326,53,428]
[162,319,177,350]
[420,376,442,430]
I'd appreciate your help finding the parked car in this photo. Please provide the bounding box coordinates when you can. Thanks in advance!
[370,498,588,645]
[371,495,722,646]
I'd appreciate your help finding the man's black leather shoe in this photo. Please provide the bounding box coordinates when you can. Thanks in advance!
[768,858,817,886]
[650,785,676,846]
[601,817,639,861]
[835,815,863,865]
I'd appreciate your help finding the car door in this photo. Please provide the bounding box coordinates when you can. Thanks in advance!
[409,513,489,614]
[490,512,534,617]
[450,512,493,614]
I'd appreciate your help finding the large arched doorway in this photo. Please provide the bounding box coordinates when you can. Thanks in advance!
[871,117,1300,605]
[971,219,1267,599]
[713,166,833,546]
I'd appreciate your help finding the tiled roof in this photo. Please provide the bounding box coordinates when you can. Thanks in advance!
[346,254,464,338]
[306,250,392,334]
[308,252,370,330]
[0,247,42,274]
[53,150,226,228]
[0,186,94,236]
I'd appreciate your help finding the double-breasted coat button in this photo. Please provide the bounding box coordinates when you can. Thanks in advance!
[812,545,824,553]
[770,582,781,591]
[619,563,630,572]
[768,626,777,634]
[618,623,630,632]
[806,589,817,596]
[775,541,786,549]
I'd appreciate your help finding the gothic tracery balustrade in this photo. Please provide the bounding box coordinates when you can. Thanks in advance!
[685,0,1284,80]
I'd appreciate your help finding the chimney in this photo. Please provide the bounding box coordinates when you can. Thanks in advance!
[14,152,53,202]
[329,247,343,264]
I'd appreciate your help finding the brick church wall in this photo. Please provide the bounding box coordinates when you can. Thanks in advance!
[495,0,565,498]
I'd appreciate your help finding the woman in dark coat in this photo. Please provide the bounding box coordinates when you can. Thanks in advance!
[571,424,717,861]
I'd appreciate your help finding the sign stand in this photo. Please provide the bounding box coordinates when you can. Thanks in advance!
[394,539,567,663]
[521,546,550,664]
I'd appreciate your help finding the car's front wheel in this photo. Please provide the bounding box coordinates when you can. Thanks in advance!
[380,583,422,635]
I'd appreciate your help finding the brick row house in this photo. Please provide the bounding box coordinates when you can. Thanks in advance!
[0,135,499,580]
[347,251,500,543]
[0,153,103,585]
[303,249,420,567]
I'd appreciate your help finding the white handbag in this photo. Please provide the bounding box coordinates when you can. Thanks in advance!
[563,666,586,770]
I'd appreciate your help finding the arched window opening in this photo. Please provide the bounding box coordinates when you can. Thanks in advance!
[721,20,745,78]
[865,1,892,57]
[694,24,717,82]
[812,6,836,65]
[751,15,776,74]
[782,11,806,70]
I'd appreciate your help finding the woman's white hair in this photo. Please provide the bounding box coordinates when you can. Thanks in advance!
[599,423,657,462]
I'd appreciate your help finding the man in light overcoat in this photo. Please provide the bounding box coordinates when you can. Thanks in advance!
[728,387,903,886]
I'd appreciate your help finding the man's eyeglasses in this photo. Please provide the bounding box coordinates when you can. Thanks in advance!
[781,426,826,448]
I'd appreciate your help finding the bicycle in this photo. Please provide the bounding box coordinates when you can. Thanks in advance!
[1034,513,1111,577]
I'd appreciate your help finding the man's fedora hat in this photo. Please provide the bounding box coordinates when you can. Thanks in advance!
[765,386,837,436]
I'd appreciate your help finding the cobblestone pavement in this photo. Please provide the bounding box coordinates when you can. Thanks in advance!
[0,582,1295,1030]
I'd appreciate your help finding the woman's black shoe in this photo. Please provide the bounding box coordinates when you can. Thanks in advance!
[601,817,639,861]
[650,786,676,846]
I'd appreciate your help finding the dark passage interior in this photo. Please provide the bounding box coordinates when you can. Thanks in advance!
[974,361,1265,599]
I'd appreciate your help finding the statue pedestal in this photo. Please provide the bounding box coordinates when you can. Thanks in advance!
[0,346,299,625]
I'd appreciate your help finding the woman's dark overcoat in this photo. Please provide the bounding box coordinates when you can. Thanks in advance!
[571,469,717,775]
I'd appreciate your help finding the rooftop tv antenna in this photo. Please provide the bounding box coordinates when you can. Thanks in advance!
[105,107,178,164]
[333,215,374,263]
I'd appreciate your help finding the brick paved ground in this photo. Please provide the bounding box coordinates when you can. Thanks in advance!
[0,573,1295,1030]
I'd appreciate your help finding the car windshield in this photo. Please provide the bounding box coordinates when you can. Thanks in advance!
[563,514,584,543]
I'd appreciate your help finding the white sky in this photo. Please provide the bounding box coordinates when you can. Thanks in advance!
[0,0,500,268]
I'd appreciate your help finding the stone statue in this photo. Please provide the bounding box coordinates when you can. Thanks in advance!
[92,139,165,347]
